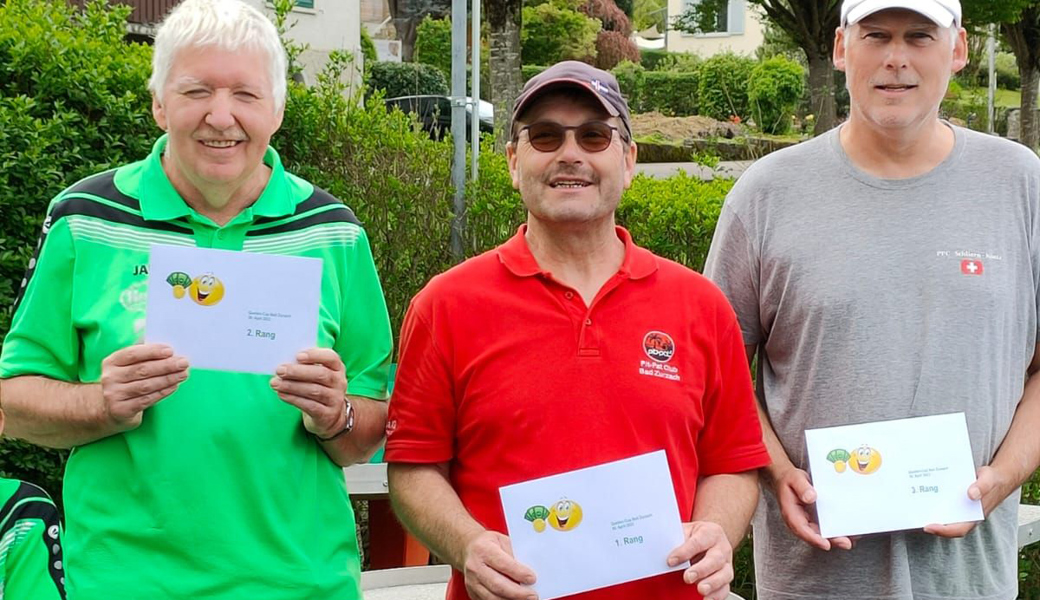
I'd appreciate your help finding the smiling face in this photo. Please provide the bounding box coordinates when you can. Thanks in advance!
[834,8,966,133]
[152,45,284,206]
[506,90,636,230]
[849,444,882,475]
[188,273,225,306]
[547,499,583,531]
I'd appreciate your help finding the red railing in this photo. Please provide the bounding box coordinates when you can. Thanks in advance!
[67,0,182,26]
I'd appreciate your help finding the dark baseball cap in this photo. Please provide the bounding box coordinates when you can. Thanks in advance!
[510,60,633,141]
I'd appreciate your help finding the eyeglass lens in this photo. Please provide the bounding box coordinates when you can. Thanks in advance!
[524,122,617,153]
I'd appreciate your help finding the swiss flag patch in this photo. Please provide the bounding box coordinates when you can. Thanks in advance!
[961,259,984,275]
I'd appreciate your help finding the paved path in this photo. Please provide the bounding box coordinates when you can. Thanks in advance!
[635,160,754,180]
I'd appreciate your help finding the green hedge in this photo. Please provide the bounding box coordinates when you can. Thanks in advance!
[521,64,549,82]
[698,51,755,122]
[747,56,804,135]
[642,71,699,116]
[365,61,448,99]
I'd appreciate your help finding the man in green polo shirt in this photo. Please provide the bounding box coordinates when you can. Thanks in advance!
[0,1,392,598]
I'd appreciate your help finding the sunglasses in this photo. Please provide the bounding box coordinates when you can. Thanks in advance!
[516,121,625,153]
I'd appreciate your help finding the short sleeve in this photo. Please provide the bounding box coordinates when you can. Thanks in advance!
[336,228,393,400]
[703,201,763,347]
[696,318,770,475]
[383,298,456,464]
[2,485,65,600]
[0,207,79,381]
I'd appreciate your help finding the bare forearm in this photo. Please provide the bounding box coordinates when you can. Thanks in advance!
[990,370,1040,494]
[1,376,114,448]
[692,471,760,548]
[317,396,387,466]
[388,462,485,569]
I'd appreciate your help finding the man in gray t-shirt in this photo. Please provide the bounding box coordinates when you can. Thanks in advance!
[704,0,1040,598]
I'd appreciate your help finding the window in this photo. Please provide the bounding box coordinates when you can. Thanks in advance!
[681,0,745,35]
[295,0,314,8]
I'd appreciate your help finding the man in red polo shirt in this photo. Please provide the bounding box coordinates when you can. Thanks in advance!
[385,61,769,600]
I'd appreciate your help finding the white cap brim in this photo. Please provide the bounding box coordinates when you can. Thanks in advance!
[844,0,957,28]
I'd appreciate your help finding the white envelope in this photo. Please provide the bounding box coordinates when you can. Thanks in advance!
[805,412,984,538]
[499,450,687,600]
[145,244,323,374]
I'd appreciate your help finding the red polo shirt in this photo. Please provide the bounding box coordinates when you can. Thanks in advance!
[385,226,769,600]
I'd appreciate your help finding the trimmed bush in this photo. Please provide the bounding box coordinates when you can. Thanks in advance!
[521,2,600,65]
[594,30,640,70]
[653,51,702,73]
[617,172,732,271]
[611,60,646,110]
[414,16,452,81]
[697,51,755,122]
[747,55,804,135]
[365,60,449,98]
[639,48,670,70]
[642,71,699,116]
[522,64,550,82]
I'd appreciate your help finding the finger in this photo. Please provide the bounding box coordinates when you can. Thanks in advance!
[788,473,817,504]
[293,348,344,372]
[668,532,712,566]
[686,547,729,585]
[689,561,733,597]
[483,548,538,587]
[106,344,175,367]
[778,488,830,550]
[274,362,342,388]
[924,522,976,537]
[109,381,181,421]
[270,378,339,405]
[115,356,190,384]
[702,584,732,600]
[108,369,189,402]
[271,390,333,417]
[829,536,854,550]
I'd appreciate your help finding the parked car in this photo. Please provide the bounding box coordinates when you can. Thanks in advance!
[383,95,493,141]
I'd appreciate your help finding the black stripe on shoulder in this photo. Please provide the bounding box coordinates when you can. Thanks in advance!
[253,186,361,226]
[63,170,139,211]
[49,197,192,234]
[0,483,66,599]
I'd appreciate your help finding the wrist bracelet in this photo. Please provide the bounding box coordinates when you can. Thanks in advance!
[315,396,355,442]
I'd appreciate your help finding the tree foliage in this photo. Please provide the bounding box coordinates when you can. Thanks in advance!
[521,1,600,65]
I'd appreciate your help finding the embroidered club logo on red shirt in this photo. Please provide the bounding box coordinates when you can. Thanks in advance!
[643,331,675,363]
[961,259,984,276]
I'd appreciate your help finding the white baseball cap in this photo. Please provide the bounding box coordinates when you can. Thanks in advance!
[841,0,962,28]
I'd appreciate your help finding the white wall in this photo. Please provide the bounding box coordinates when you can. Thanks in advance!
[665,0,764,57]
[248,0,363,92]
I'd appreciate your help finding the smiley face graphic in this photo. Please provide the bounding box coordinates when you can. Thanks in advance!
[188,274,225,306]
[547,499,583,531]
[848,444,882,475]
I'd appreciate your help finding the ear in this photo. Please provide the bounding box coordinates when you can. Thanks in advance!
[506,141,521,190]
[833,26,848,72]
[152,93,168,131]
[622,140,638,189]
[951,27,968,73]
[272,105,285,133]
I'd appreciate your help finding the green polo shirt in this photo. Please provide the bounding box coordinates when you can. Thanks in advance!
[0,136,393,600]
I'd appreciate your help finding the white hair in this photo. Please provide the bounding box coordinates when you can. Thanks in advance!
[843,22,959,50]
[148,0,288,110]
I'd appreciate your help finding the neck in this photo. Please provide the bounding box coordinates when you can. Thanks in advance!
[162,155,271,226]
[840,115,954,179]
[524,216,625,305]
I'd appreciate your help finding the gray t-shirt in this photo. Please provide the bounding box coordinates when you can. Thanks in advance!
[704,124,1040,600]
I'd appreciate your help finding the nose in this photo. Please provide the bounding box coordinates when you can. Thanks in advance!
[204,90,236,131]
[554,130,585,163]
[883,40,909,70]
